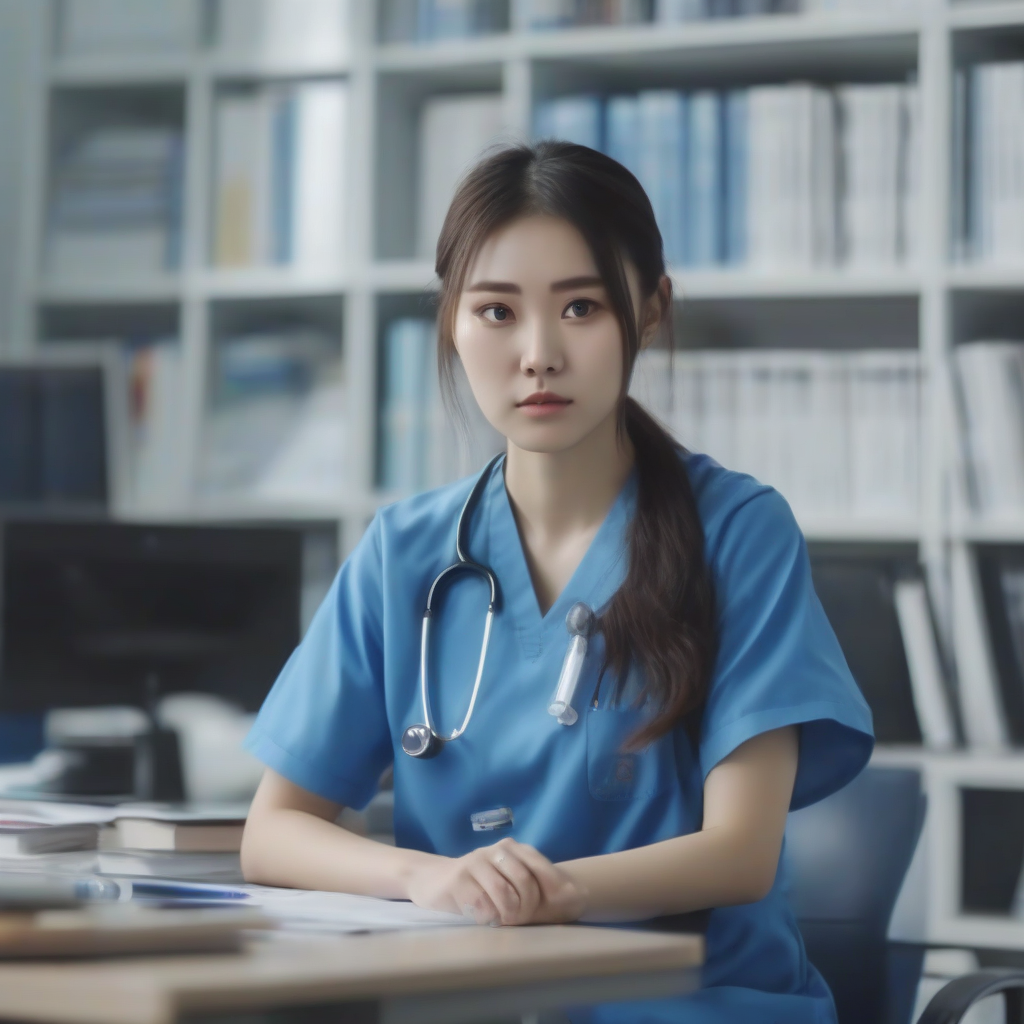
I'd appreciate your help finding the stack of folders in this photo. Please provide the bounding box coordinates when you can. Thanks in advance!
[56,0,193,55]
[534,82,919,271]
[952,62,1024,264]
[953,341,1024,518]
[217,0,351,61]
[213,81,348,269]
[632,348,921,521]
[0,803,245,882]
[380,0,508,42]
[199,329,348,504]
[379,318,504,493]
[46,125,184,278]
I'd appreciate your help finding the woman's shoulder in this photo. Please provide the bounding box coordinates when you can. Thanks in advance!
[681,449,799,562]
[374,473,480,550]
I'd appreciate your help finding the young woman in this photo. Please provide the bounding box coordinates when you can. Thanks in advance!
[241,141,874,1023]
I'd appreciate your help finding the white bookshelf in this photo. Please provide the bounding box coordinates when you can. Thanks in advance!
[13,0,1024,950]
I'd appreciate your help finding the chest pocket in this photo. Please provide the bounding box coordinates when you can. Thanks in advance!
[586,704,674,802]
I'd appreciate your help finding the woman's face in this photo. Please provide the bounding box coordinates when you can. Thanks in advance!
[453,214,653,456]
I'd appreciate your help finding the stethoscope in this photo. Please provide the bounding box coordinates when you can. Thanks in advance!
[401,454,596,759]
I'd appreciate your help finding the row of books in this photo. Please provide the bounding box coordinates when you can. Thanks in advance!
[954,340,1024,518]
[213,81,348,269]
[0,366,107,507]
[534,82,919,270]
[953,62,1024,266]
[198,328,348,504]
[379,318,504,492]
[632,348,921,518]
[56,0,350,60]
[46,125,184,277]
[381,0,508,41]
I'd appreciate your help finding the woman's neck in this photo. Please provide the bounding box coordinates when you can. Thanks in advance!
[503,410,635,542]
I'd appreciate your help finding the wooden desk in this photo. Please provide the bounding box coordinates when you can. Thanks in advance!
[0,924,703,1024]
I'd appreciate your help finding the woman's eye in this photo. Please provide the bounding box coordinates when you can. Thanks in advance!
[481,305,512,323]
[565,299,594,319]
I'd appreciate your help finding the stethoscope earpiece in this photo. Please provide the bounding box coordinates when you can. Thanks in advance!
[402,723,444,759]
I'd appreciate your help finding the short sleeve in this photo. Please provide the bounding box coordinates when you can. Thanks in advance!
[699,489,874,810]
[243,514,392,809]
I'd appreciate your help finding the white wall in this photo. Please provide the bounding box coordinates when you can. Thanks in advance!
[0,0,41,349]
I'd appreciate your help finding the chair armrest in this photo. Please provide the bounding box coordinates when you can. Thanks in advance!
[917,967,1024,1024]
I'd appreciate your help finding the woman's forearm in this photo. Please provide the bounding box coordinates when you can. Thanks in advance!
[241,805,443,898]
[241,770,442,898]
[559,823,776,922]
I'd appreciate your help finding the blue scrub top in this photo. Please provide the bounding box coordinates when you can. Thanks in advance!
[245,451,874,1024]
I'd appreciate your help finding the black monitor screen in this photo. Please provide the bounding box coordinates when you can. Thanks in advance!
[0,366,107,508]
[0,521,303,713]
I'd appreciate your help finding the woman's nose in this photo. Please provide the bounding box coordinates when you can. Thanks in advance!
[520,319,564,377]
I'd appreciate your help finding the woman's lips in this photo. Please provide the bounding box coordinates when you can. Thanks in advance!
[517,392,573,418]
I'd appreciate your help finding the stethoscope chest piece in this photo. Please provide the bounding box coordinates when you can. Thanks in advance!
[402,723,444,759]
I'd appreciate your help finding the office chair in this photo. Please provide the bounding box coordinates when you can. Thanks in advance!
[786,766,1024,1024]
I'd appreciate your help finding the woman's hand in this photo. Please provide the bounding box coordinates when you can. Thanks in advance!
[405,837,588,926]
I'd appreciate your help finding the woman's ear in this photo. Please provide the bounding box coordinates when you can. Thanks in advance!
[639,275,672,351]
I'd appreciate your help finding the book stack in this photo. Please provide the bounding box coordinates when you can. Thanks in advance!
[0,802,246,882]
[417,93,507,259]
[379,318,504,492]
[528,1,652,28]
[199,329,347,504]
[217,0,351,62]
[632,347,921,520]
[380,0,508,41]
[46,125,184,277]
[534,81,918,270]
[953,341,1024,517]
[57,0,193,55]
[213,80,348,269]
[953,62,1024,265]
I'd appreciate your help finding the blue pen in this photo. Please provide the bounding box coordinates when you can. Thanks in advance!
[126,881,251,901]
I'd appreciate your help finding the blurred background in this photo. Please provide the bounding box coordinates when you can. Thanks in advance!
[1,0,1024,1010]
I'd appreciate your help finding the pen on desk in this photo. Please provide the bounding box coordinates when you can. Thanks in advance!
[125,880,251,901]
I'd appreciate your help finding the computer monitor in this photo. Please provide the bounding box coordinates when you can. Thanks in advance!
[0,520,303,715]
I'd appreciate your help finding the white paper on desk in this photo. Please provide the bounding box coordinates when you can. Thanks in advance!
[241,885,473,934]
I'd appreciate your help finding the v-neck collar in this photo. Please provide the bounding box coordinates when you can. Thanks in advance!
[484,456,637,653]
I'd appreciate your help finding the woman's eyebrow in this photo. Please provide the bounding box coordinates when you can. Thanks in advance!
[465,280,521,293]
[550,275,604,291]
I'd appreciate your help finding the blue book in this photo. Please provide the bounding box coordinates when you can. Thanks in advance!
[0,370,38,501]
[381,319,432,491]
[271,90,297,265]
[605,94,641,179]
[38,369,107,504]
[685,90,722,267]
[637,90,687,267]
[533,95,602,150]
[723,88,748,266]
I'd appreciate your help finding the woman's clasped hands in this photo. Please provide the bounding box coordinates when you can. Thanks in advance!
[405,837,588,926]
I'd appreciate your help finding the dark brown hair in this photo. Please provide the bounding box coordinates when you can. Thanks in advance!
[435,141,717,747]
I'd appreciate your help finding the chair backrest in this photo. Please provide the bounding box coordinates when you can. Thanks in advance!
[785,766,926,1024]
